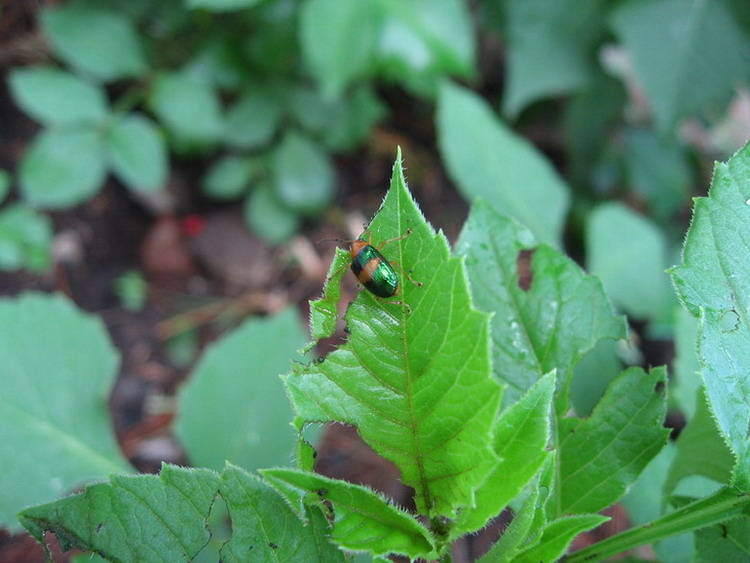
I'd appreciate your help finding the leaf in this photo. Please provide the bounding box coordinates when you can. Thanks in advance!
[224,89,282,150]
[695,517,750,562]
[0,293,131,531]
[243,183,300,244]
[672,308,701,419]
[609,0,750,131]
[477,484,542,563]
[149,72,223,145]
[201,155,256,200]
[438,82,570,247]
[174,309,307,472]
[187,0,263,11]
[220,465,345,562]
[559,366,669,515]
[271,132,334,216]
[41,6,147,81]
[670,140,750,489]
[286,153,502,517]
[300,0,381,98]
[262,468,435,559]
[19,126,107,209]
[455,200,626,409]
[20,464,220,561]
[378,0,475,90]
[0,203,53,273]
[513,514,609,563]
[452,373,554,537]
[587,202,673,320]
[664,389,734,497]
[106,114,167,193]
[503,0,606,117]
[8,67,108,126]
[570,339,622,417]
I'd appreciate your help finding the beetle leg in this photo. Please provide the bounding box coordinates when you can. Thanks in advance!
[376,228,413,251]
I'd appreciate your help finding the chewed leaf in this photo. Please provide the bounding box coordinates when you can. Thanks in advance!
[285,151,502,517]
[670,140,750,489]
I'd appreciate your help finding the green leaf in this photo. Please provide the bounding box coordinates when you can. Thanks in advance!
[503,0,605,117]
[8,67,108,125]
[609,0,750,131]
[670,141,750,489]
[106,113,167,193]
[559,366,669,515]
[0,293,132,531]
[300,0,381,98]
[452,373,554,537]
[224,89,282,150]
[570,339,622,417]
[0,203,53,272]
[220,465,345,562]
[175,309,307,472]
[624,128,691,220]
[150,72,223,145]
[114,270,148,312]
[438,82,570,247]
[19,464,220,561]
[695,517,750,562]
[262,468,435,559]
[377,0,475,91]
[672,308,701,418]
[455,201,626,409]
[187,0,263,11]
[243,183,300,244]
[587,202,673,320]
[514,514,609,563]
[286,153,502,517]
[664,389,734,497]
[621,442,676,525]
[19,126,107,209]
[271,132,334,216]
[202,155,256,200]
[42,6,147,81]
[305,245,349,348]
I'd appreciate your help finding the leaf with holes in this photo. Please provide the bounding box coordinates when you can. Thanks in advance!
[670,140,750,490]
[287,152,502,518]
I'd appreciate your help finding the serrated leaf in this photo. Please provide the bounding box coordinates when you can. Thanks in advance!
[271,132,334,216]
[609,0,750,131]
[220,465,344,562]
[19,464,220,561]
[587,202,673,320]
[438,82,570,247]
[670,141,750,489]
[42,6,147,81]
[8,67,108,126]
[262,468,435,559]
[286,154,502,517]
[175,309,307,472]
[19,126,107,209]
[150,72,223,145]
[513,514,609,563]
[0,293,131,531]
[664,389,734,497]
[106,114,167,192]
[478,484,541,563]
[453,372,554,537]
[300,0,381,98]
[0,203,53,272]
[456,200,626,409]
[503,0,605,117]
[559,366,669,515]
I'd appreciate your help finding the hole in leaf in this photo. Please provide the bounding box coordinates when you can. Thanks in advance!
[517,249,535,291]
[719,309,740,332]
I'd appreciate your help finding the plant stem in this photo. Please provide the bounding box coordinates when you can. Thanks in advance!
[566,487,750,562]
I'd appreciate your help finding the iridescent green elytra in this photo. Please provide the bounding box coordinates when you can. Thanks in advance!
[349,240,399,298]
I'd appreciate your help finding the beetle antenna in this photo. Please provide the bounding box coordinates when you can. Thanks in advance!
[316,237,350,245]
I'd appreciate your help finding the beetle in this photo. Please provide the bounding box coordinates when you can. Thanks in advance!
[321,229,416,300]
